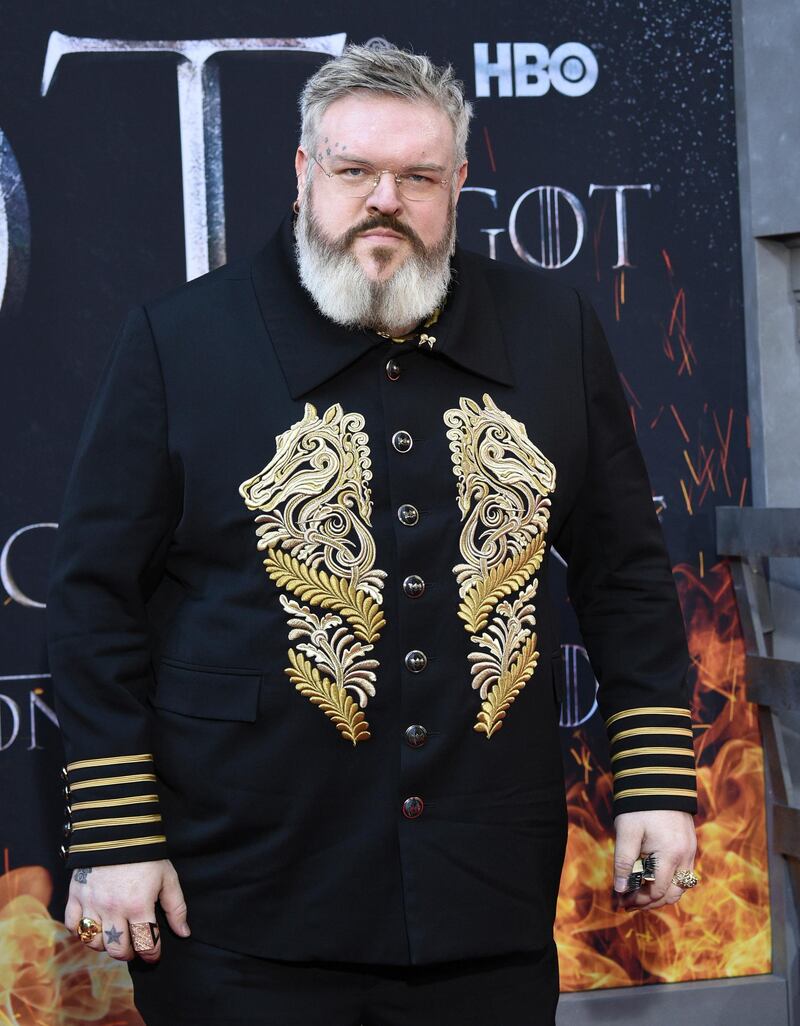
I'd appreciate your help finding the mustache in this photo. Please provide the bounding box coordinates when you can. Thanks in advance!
[339,215,425,253]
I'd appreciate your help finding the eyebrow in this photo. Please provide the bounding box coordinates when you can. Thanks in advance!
[327,153,447,174]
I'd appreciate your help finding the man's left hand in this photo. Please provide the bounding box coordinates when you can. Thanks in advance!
[613,810,697,911]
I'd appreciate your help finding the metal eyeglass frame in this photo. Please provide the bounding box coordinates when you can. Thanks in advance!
[312,155,453,201]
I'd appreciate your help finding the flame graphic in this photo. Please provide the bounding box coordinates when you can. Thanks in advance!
[0,865,142,1025]
[555,561,771,989]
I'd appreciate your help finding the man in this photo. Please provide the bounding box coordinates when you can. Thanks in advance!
[47,44,698,1026]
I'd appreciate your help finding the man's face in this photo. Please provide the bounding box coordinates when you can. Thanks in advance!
[295,93,468,283]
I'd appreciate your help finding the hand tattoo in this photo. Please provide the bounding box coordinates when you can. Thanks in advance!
[105,924,124,945]
[73,867,92,884]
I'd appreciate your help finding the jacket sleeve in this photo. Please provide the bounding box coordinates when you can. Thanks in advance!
[46,305,179,867]
[554,289,697,817]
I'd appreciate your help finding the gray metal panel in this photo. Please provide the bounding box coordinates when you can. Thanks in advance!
[716,507,800,557]
[747,654,800,712]
[774,805,800,859]
[733,0,800,236]
[557,974,788,1026]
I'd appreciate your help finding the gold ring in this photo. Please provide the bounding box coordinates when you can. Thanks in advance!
[672,868,699,888]
[130,921,160,952]
[77,916,101,944]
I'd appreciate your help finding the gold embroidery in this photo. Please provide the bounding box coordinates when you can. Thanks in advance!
[605,706,692,728]
[68,835,167,854]
[444,394,556,737]
[285,647,371,745]
[69,774,157,791]
[71,814,163,831]
[611,726,694,743]
[240,403,386,744]
[264,548,384,643]
[66,753,153,772]
[70,795,160,811]
[614,787,698,801]
[612,765,697,782]
[610,746,695,762]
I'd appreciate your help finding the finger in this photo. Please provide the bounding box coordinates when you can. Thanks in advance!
[65,894,83,933]
[648,881,686,909]
[128,907,162,963]
[625,875,686,911]
[612,818,645,893]
[159,867,191,937]
[76,909,105,952]
[617,879,657,910]
[619,849,696,911]
[102,919,135,961]
[647,851,698,910]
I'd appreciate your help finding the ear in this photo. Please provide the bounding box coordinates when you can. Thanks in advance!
[453,160,469,202]
[295,146,310,204]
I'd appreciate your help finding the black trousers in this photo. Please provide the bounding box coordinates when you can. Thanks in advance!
[129,925,560,1026]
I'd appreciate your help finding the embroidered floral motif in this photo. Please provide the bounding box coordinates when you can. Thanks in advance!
[443,394,556,737]
[239,403,386,744]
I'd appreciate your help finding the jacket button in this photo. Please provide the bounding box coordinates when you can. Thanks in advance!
[397,504,419,526]
[385,358,401,381]
[60,766,69,782]
[403,574,425,598]
[402,796,424,819]
[391,430,413,453]
[63,821,72,838]
[405,724,428,748]
[59,843,69,861]
[405,649,427,673]
[62,785,71,801]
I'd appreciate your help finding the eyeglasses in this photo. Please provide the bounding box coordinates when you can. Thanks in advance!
[312,155,452,202]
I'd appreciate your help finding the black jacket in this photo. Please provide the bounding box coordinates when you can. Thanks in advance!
[46,215,696,965]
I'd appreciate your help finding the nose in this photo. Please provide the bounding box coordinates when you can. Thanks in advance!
[366,171,403,216]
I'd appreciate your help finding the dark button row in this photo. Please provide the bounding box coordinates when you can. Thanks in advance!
[387,353,428,765]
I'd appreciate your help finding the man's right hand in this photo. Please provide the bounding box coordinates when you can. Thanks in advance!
[64,859,190,962]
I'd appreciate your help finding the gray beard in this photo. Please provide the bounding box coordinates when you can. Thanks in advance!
[294,198,456,336]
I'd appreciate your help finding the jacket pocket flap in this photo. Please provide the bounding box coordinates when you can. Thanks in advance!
[152,660,262,721]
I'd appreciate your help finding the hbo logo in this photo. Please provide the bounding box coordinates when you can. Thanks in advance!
[474,42,598,98]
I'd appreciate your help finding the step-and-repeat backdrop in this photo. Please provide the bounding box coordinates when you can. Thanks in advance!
[0,1,768,1021]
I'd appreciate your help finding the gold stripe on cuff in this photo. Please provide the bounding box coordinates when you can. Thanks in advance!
[605,707,692,729]
[613,766,697,782]
[71,814,162,831]
[611,746,695,763]
[68,835,167,854]
[610,726,694,744]
[70,794,160,812]
[67,754,153,772]
[615,787,698,800]
[70,773,157,791]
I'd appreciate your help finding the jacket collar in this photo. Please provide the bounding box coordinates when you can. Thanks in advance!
[250,213,515,400]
